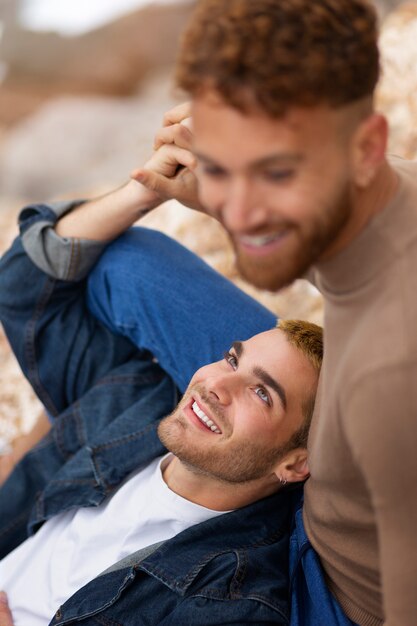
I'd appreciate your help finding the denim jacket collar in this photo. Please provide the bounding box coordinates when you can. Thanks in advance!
[50,488,294,625]
[139,489,291,594]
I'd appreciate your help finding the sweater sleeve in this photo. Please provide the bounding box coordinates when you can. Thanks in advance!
[343,363,417,626]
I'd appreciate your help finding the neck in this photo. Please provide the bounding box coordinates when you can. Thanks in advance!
[320,159,399,262]
[163,456,280,511]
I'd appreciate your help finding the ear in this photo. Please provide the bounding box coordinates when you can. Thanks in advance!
[273,448,309,485]
[351,113,388,189]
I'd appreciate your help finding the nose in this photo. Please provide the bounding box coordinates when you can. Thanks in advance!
[221,177,267,233]
[206,370,240,407]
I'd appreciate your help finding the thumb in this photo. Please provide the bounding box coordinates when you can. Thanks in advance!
[131,169,172,198]
[0,592,14,626]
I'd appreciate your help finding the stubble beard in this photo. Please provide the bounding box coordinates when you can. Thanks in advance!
[157,387,288,485]
[232,186,353,291]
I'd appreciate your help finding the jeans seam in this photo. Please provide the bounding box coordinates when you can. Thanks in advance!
[24,277,59,415]
[67,238,80,281]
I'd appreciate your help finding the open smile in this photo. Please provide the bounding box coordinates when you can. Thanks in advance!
[187,398,222,434]
[237,231,289,255]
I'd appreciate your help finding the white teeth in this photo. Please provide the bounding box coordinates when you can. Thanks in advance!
[240,233,284,247]
[192,401,221,434]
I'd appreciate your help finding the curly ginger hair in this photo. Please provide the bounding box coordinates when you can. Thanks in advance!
[175,0,380,116]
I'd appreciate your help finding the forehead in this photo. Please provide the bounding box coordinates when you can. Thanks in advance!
[241,329,316,393]
[191,92,340,166]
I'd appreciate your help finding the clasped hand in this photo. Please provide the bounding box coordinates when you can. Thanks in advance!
[131,102,203,212]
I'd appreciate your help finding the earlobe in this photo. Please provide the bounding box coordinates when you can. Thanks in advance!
[353,114,388,188]
[274,449,310,485]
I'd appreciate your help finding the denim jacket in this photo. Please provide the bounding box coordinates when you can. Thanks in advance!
[0,204,297,625]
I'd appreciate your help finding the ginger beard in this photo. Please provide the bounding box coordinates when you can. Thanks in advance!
[157,384,289,485]
[230,182,354,291]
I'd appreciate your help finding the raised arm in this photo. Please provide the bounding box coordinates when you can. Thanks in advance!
[55,103,201,243]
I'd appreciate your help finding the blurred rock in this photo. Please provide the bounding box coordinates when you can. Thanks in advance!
[0,1,195,127]
[0,71,178,199]
[377,2,417,159]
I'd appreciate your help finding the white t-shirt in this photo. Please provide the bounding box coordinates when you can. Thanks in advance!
[0,454,224,626]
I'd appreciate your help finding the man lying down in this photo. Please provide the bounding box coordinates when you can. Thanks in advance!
[0,203,322,625]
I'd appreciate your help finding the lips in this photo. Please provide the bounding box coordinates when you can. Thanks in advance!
[191,400,222,434]
[235,229,290,255]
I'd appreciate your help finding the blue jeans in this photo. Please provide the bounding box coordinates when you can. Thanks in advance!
[289,494,357,626]
[87,227,276,393]
[87,227,356,625]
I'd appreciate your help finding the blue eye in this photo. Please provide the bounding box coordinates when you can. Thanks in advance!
[255,386,270,404]
[224,351,238,369]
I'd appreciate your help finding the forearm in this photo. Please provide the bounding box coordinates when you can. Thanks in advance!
[19,188,154,283]
[56,103,201,242]
[55,179,157,241]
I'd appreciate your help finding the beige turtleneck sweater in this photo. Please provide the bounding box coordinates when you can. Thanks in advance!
[304,157,417,626]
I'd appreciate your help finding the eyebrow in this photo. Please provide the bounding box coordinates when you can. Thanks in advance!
[194,151,304,170]
[231,341,288,409]
[232,340,244,358]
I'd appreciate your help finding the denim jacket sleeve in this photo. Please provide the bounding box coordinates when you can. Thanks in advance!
[19,200,108,281]
[0,203,139,416]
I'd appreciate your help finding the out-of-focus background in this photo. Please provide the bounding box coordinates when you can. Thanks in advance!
[0,0,416,446]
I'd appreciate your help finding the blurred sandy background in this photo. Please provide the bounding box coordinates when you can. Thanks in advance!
[0,0,416,447]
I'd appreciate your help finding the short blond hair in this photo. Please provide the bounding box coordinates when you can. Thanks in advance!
[278,318,323,451]
[278,319,323,372]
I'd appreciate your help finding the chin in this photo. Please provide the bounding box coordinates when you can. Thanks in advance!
[235,253,306,292]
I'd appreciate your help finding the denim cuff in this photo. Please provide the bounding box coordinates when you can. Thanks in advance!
[19,200,107,282]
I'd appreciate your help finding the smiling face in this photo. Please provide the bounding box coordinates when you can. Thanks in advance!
[192,93,358,290]
[157,328,319,484]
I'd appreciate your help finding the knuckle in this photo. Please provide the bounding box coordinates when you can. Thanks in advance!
[163,110,175,126]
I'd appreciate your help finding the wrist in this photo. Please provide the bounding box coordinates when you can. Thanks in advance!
[123,178,160,218]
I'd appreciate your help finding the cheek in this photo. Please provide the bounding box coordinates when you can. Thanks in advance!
[235,404,279,439]
[197,177,226,213]
[188,364,214,387]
